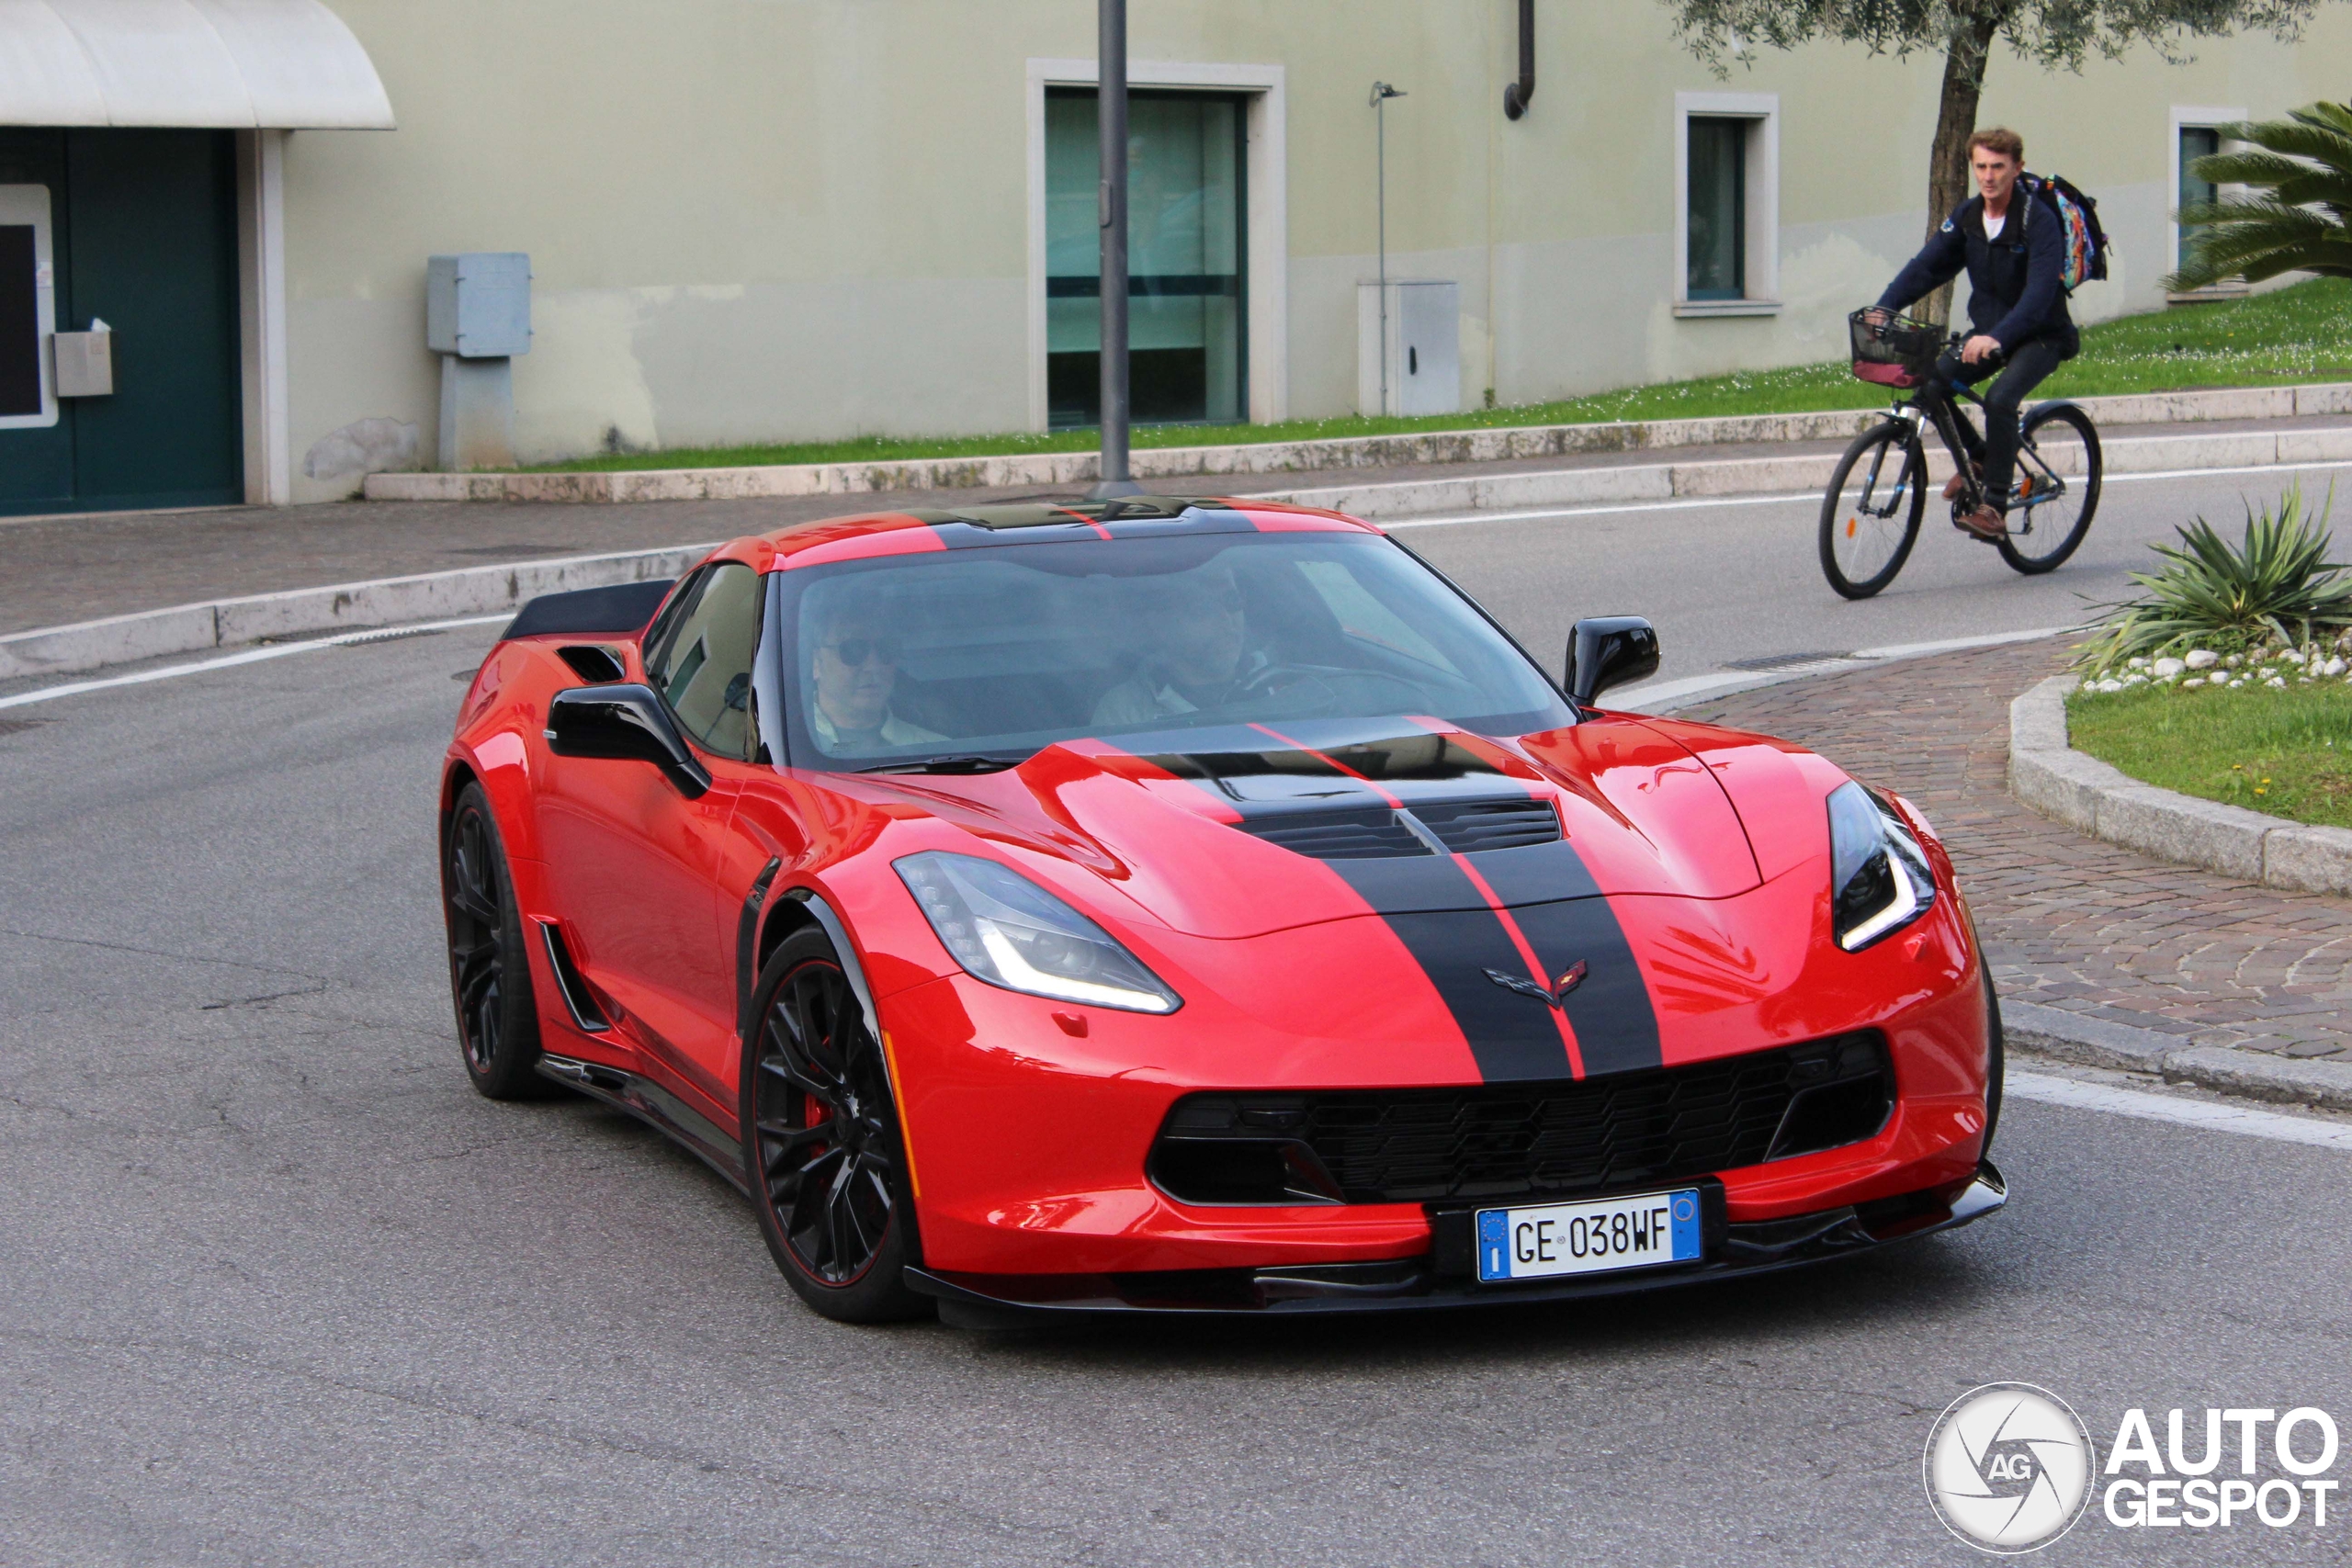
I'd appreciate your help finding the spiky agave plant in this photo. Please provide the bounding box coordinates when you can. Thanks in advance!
[2165,100,2352,292]
[2077,483,2352,668]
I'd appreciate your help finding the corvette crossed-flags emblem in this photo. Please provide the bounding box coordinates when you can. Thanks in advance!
[1482,960,1589,1010]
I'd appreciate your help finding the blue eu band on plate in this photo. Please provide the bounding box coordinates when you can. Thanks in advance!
[1476,1189,1703,1283]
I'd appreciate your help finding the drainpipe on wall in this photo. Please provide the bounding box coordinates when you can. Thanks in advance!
[1502,0,1534,119]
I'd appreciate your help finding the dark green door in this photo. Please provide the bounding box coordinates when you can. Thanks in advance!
[0,129,243,517]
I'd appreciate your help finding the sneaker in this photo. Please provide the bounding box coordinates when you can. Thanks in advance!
[1956,504,2007,543]
[1942,470,1970,501]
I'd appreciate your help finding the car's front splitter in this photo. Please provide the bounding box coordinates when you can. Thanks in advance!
[904,1162,2006,1327]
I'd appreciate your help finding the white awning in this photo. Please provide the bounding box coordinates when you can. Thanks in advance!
[0,0,394,129]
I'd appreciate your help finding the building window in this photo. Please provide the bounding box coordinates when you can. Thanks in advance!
[1685,118,1747,300]
[1673,94,1779,316]
[2177,124,2220,272]
[1045,87,1247,429]
[2171,108,2246,299]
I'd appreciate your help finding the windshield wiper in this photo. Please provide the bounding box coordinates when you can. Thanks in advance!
[856,754,1023,774]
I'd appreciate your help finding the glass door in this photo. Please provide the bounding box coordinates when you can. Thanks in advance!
[1046,88,1246,429]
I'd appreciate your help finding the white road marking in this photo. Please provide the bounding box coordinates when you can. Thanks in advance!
[1614,625,2076,710]
[1380,457,2352,533]
[0,614,513,712]
[2009,1069,2352,1152]
[1385,492,1815,530]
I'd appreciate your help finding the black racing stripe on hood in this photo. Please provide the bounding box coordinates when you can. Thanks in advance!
[1503,898,1663,1077]
[1110,727,1660,1084]
[1324,858,1577,1084]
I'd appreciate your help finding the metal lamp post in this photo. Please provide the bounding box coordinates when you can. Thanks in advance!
[1089,0,1143,499]
[1370,81,1406,417]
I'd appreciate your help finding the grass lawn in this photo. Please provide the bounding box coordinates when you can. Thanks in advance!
[2069,675,2352,829]
[527,276,2352,475]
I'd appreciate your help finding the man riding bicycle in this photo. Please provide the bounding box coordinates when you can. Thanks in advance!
[1872,127,2078,542]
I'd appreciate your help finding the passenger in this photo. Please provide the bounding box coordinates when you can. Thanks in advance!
[806,603,943,754]
[1091,564,1274,725]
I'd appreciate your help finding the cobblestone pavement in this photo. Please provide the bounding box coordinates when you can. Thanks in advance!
[1680,637,2352,1061]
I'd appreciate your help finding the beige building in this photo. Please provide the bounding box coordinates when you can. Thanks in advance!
[1,0,2343,514]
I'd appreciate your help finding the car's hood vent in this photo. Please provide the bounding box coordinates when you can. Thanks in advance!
[1413,797,1562,854]
[1231,796,1561,861]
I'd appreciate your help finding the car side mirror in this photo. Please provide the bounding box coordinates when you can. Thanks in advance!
[544,683,711,798]
[1565,616,1661,709]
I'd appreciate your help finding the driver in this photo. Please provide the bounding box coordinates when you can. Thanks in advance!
[1091,564,1273,725]
[806,599,943,754]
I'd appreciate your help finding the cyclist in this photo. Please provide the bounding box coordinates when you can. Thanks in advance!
[1872,127,2079,542]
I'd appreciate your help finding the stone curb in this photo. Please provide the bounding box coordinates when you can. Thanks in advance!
[362,381,2352,505]
[2008,674,2352,894]
[2004,998,2352,1112]
[17,416,2352,683]
[0,543,714,682]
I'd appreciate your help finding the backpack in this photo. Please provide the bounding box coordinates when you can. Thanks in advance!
[2018,171,2109,293]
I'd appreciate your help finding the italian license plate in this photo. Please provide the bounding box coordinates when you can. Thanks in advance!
[1475,1188,1702,1283]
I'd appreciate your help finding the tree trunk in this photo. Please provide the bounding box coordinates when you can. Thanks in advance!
[1918,7,2004,327]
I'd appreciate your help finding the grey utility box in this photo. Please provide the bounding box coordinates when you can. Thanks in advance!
[1356,279,1461,418]
[426,253,533,358]
[52,319,113,398]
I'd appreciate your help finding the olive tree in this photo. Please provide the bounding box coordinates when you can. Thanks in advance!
[1660,1,2323,321]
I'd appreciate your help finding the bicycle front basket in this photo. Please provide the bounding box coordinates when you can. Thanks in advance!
[1849,309,1939,388]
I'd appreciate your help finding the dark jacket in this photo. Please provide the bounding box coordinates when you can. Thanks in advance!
[1878,189,2077,356]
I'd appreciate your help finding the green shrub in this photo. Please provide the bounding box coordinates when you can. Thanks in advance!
[2077,482,2352,670]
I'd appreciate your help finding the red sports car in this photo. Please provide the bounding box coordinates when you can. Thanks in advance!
[439,496,2003,1325]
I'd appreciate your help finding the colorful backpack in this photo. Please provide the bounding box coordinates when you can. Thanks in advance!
[2019,171,2110,293]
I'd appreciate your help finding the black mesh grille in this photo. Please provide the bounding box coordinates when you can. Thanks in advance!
[1228,796,1561,862]
[1151,1033,1891,1206]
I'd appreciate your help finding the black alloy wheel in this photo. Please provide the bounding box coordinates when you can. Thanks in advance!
[1997,403,2101,575]
[442,782,549,1100]
[741,928,929,1323]
[1818,421,1927,600]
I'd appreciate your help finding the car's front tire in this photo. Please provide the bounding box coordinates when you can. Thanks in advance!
[441,782,551,1100]
[741,928,931,1324]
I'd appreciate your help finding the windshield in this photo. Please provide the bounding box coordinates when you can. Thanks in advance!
[777,530,1572,769]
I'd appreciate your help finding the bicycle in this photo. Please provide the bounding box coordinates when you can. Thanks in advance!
[1818,309,2103,600]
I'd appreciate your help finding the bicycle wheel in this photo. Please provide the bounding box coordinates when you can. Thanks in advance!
[1998,402,2101,575]
[1819,422,1927,599]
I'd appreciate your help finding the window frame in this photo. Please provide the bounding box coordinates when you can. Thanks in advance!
[1673,93,1780,318]
[641,561,767,762]
[2171,105,2249,303]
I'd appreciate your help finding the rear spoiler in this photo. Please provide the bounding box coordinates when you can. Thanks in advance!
[500,580,676,641]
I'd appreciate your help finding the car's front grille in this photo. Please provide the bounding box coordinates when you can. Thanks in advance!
[1228,796,1562,862]
[1149,1032,1892,1206]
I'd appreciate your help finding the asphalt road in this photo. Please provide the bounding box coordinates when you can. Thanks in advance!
[6,466,2352,1565]
[1402,457,2352,692]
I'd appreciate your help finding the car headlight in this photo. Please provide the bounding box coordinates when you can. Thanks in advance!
[1827,781,1937,952]
[894,852,1182,1013]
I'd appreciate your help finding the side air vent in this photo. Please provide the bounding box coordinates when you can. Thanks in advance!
[535,919,611,1032]
[558,645,627,683]
[1413,798,1561,853]
[1232,807,1430,860]
[1229,796,1562,862]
